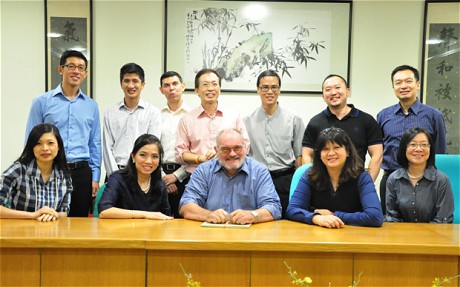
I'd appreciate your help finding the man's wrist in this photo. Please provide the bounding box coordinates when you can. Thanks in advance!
[250,210,259,224]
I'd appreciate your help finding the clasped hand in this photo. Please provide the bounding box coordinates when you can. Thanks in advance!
[34,206,59,222]
[205,209,255,225]
[312,209,344,228]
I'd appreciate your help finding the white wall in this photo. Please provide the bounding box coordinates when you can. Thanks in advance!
[1,0,424,183]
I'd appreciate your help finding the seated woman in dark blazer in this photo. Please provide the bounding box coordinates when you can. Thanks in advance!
[98,134,172,219]
[286,127,383,228]
[386,127,454,223]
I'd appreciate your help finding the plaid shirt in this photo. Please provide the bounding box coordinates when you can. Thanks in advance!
[0,160,72,213]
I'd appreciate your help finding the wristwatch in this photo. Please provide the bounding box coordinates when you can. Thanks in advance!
[250,210,259,224]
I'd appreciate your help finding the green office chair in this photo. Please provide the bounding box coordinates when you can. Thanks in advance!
[289,163,312,201]
[92,183,107,218]
[435,154,460,224]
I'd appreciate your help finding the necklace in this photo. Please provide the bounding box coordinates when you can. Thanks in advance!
[407,171,424,180]
[140,177,151,193]
[330,179,339,190]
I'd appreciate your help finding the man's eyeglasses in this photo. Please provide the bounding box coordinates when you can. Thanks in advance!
[62,64,86,72]
[259,85,280,92]
[200,82,219,89]
[218,145,243,155]
[407,142,431,150]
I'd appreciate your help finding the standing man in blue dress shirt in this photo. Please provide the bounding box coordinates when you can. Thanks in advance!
[26,50,101,217]
[103,63,161,179]
[179,129,281,224]
[377,65,447,213]
[243,70,305,218]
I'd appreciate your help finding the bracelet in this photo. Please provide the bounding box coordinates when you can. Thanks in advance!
[195,154,200,164]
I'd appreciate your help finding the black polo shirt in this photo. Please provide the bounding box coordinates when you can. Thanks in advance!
[302,105,383,162]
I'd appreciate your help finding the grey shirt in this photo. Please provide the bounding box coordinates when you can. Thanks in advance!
[385,165,454,223]
[243,105,305,171]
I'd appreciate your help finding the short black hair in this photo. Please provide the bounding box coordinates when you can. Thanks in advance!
[391,65,420,84]
[322,74,348,91]
[194,68,221,89]
[120,63,145,83]
[60,50,88,69]
[257,69,281,87]
[397,127,435,168]
[160,71,183,86]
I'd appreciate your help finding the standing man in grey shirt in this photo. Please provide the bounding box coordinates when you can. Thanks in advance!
[243,70,305,217]
[103,63,161,178]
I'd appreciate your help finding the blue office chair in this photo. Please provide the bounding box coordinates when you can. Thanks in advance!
[289,163,313,201]
[435,154,460,224]
[92,183,107,218]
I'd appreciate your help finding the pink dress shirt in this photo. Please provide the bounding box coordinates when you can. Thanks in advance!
[175,105,250,173]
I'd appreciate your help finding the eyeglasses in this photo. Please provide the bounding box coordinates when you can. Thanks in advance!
[259,85,280,92]
[218,145,243,155]
[407,142,431,149]
[62,64,86,72]
[200,82,219,89]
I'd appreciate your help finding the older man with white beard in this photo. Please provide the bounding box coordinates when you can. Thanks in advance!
[179,129,281,224]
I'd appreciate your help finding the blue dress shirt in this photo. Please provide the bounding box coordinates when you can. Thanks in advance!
[179,157,282,220]
[26,85,102,181]
[377,99,446,171]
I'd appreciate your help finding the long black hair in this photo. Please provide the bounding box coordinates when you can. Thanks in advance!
[120,134,164,192]
[309,127,364,191]
[19,123,70,179]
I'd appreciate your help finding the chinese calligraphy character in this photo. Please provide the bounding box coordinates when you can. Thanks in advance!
[434,83,452,101]
[438,27,458,50]
[435,60,454,76]
[63,21,80,42]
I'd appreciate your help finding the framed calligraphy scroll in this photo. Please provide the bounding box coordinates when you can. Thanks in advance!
[165,0,352,94]
[45,0,92,96]
[421,1,460,154]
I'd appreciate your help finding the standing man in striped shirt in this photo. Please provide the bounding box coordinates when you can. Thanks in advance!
[377,65,447,214]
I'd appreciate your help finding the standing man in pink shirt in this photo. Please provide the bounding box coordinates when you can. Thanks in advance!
[175,69,250,173]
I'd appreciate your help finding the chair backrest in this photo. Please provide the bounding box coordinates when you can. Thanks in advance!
[92,183,107,218]
[435,154,460,224]
[289,163,312,201]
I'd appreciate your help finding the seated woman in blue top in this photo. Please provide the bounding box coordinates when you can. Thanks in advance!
[286,127,383,228]
[98,134,172,219]
[386,127,454,223]
[0,123,72,222]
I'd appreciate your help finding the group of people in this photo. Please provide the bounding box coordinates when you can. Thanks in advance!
[0,50,454,227]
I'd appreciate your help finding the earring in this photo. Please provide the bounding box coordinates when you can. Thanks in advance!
[132,159,135,163]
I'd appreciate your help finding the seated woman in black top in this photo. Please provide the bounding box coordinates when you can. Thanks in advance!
[98,134,172,219]
[286,127,383,228]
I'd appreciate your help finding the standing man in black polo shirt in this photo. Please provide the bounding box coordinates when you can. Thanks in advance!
[301,74,383,181]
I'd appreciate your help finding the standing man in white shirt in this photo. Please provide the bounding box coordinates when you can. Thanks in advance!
[103,63,161,179]
[159,71,190,218]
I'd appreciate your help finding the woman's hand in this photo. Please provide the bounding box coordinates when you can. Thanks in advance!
[312,214,344,228]
[34,206,59,222]
[145,212,173,220]
[314,209,334,216]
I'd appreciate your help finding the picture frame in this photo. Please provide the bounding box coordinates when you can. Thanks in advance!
[421,1,459,154]
[45,0,93,97]
[165,0,352,94]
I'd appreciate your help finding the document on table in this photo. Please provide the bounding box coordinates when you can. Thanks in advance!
[201,222,251,229]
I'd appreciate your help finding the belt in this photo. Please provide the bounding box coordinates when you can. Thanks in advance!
[67,161,89,170]
[162,163,181,172]
[383,170,396,177]
[270,167,295,178]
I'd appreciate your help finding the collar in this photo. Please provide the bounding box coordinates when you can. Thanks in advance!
[197,104,224,118]
[117,98,146,111]
[52,84,85,100]
[212,157,250,177]
[324,104,358,119]
[161,102,190,114]
[394,98,421,115]
[393,165,436,182]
